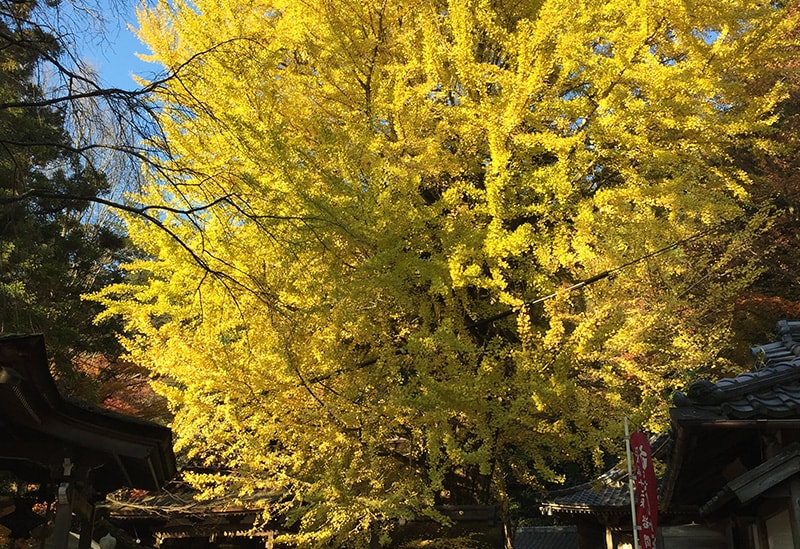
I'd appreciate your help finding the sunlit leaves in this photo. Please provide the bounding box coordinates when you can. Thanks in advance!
[93,0,798,545]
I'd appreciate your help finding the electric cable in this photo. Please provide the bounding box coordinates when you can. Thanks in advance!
[466,224,719,330]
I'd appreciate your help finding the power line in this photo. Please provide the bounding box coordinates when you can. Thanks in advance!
[466,225,717,330]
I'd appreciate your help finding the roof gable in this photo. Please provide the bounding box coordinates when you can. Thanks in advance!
[0,334,176,493]
[673,320,800,420]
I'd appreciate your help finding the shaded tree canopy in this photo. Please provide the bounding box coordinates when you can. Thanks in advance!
[0,0,130,391]
[91,0,799,546]
[0,0,173,420]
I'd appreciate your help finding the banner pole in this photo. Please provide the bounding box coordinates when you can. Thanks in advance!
[625,417,640,549]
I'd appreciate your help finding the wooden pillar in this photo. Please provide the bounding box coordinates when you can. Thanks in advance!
[76,497,96,549]
[788,474,800,549]
[50,458,97,549]
[52,482,74,549]
[576,519,607,549]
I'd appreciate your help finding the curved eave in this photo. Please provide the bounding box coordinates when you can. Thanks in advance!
[540,503,629,516]
[0,334,176,493]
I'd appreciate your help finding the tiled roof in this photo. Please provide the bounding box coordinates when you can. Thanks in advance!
[513,526,577,549]
[541,435,670,514]
[752,320,800,367]
[541,468,629,513]
[540,321,800,519]
[107,480,278,520]
[672,320,800,419]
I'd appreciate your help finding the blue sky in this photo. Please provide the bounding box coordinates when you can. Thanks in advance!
[79,2,161,90]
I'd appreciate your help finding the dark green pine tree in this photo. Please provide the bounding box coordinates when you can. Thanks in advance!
[0,0,128,399]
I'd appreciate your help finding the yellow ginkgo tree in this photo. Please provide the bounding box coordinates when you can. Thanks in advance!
[91,0,798,545]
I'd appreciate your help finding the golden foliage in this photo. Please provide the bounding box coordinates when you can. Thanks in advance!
[89,0,798,545]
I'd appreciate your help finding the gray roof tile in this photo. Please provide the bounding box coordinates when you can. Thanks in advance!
[751,320,800,367]
[674,320,800,419]
[543,321,800,516]
[513,526,577,549]
[541,435,670,513]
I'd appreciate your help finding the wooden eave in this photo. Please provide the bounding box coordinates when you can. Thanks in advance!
[699,443,800,517]
[0,334,176,494]
[660,419,764,515]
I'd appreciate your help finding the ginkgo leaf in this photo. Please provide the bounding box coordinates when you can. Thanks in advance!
[89,0,798,546]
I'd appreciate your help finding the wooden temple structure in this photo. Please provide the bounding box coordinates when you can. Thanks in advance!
[541,320,800,548]
[16,318,800,548]
[107,488,504,549]
[0,334,176,549]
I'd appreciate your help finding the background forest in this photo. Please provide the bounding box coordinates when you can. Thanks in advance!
[2,0,800,547]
